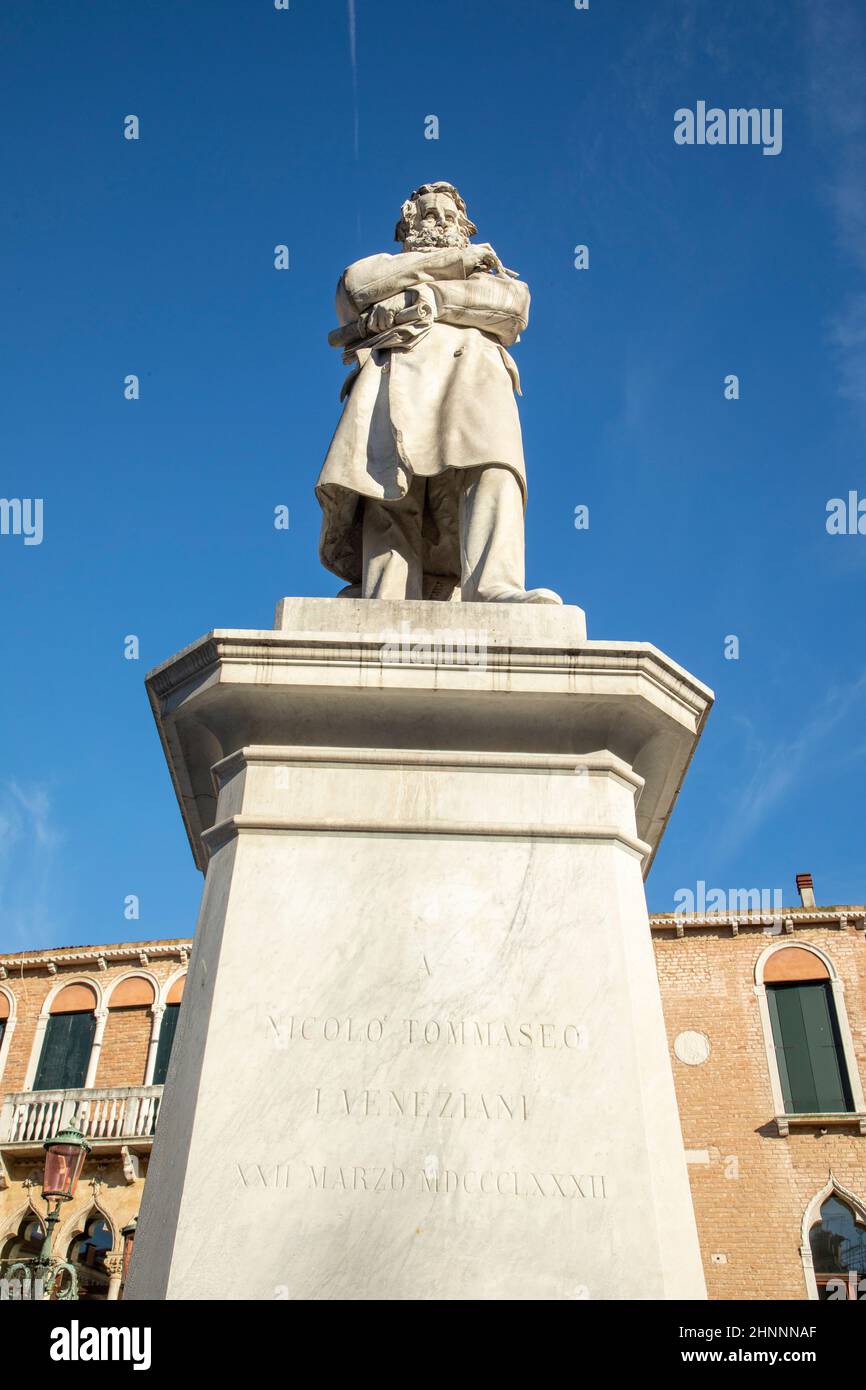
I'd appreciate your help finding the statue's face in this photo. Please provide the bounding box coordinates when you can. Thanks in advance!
[403,190,469,251]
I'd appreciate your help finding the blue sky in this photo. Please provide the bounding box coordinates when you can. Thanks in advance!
[1,0,864,952]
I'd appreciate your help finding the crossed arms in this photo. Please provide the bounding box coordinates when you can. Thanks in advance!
[332,246,531,352]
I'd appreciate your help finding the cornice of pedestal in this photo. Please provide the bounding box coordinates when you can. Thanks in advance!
[147,627,711,720]
[210,744,646,793]
[201,812,653,861]
[145,601,713,878]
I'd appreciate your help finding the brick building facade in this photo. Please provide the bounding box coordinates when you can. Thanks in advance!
[652,889,866,1301]
[0,940,188,1299]
[1,885,863,1300]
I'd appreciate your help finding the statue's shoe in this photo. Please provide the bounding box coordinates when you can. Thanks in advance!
[483,587,564,605]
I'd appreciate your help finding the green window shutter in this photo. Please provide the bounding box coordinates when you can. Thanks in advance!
[33,1011,95,1091]
[767,987,795,1110]
[0,1019,5,1052]
[153,1003,180,1086]
[767,982,853,1114]
[800,983,853,1113]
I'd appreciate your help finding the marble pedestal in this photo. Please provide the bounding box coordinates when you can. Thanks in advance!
[126,599,712,1301]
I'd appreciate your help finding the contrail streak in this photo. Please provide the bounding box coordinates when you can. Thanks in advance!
[347,0,359,158]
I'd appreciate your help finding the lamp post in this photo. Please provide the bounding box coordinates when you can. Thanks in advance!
[120,1215,137,1298]
[8,1122,91,1300]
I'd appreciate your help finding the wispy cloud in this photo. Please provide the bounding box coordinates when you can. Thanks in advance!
[347,0,359,160]
[0,781,65,951]
[828,292,866,405]
[806,1,866,413]
[715,670,866,858]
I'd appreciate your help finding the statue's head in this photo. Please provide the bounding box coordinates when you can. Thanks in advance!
[394,182,477,252]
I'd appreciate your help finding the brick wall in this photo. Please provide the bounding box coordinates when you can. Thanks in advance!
[0,945,188,1091]
[652,924,866,1300]
[0,940,191,1294]
[96,1005,152,1088]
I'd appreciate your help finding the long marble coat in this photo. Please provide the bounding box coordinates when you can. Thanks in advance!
[315,246,531,586]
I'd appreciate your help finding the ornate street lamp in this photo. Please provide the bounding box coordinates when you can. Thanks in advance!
[7,1122,91,1300]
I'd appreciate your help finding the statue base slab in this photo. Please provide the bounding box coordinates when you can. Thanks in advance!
[126,599,712,1300]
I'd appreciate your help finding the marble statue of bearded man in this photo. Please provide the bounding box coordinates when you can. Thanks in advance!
[315,181,561,604]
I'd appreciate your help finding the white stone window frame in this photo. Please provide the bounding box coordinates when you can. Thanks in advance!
[59,1199,124,1299]
[0,1196,48,1255]
[159,967,188,1007]
[103,970,162,1086]
[0,984,17,1087]
[23,975,105,1092]
[59,1197,117,1257]
[753,942,866,1136]
[800,1174,866,1300]
[147,968,188,1086]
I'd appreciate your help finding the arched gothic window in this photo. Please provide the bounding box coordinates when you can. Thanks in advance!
[0,1213,46,1266]
[66,1214,113,1300]
[809,1195,866,1300]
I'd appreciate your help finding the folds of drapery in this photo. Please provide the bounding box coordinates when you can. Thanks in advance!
[315,251,532,586]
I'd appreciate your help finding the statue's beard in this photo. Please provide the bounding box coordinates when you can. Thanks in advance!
[402,225,468,252]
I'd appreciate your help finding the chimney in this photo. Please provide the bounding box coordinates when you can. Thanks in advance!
[796,873,816,909]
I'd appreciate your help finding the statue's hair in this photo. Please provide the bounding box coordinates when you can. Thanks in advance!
[394,182,477,242]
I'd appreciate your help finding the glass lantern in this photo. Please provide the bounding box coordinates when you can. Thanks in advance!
[42,1123,91,1202]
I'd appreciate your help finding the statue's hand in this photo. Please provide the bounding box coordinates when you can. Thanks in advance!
[465,242,520,279]
[362,304,396,335]
[462,243,497,275]
[360,291,416,336]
